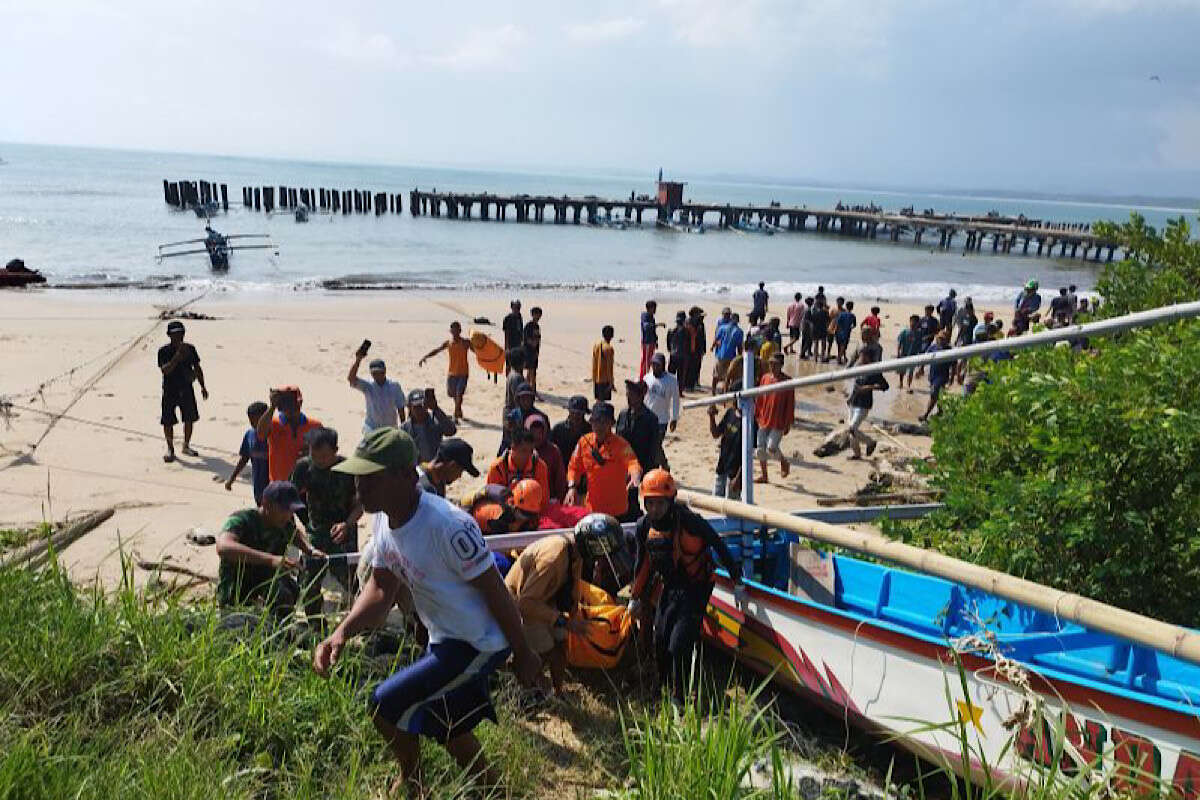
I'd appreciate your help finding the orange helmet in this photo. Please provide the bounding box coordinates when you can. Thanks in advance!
[640,468,677,499]
[511,479,544,514]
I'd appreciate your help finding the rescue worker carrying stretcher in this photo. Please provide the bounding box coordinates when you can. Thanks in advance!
[504,513,630,694]
[628,468,745,702]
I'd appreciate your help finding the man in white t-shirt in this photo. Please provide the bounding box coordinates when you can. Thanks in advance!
[643,353,680,470]
[313,427,541,796]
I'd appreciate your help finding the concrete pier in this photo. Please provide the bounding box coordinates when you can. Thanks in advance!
[406,189,1119,262]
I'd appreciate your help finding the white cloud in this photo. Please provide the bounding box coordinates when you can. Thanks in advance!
[657,0,757,46]
[656,0,895,55]
[424,24,526,70]
[564,17,646,43]
[322,23,403,66]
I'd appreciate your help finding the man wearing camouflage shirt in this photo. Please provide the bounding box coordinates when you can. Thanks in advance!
[289,426,362,623]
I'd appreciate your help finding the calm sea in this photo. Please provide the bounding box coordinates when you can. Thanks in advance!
[2,141,1195,302]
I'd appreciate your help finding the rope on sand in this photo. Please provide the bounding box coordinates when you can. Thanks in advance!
[2,289,213,470]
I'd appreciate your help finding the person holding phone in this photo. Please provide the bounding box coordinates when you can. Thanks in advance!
[348,339,405,431]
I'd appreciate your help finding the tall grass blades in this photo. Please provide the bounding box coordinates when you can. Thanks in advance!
[619,673,797,800]
[0,560,539,799]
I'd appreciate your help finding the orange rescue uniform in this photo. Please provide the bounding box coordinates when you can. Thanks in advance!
[566,432,640,517]
[486,452,551,513]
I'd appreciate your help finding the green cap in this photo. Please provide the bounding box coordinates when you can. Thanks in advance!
[332,427,417,475]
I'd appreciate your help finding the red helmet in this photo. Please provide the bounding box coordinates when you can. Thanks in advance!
[511,479,544,514]
[640,468,677,499]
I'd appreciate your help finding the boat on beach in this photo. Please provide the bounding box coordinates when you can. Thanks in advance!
[486,502,1200,796]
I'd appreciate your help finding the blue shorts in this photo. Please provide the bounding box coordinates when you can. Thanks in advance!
[446,374,468,399]
[370,639,509,743]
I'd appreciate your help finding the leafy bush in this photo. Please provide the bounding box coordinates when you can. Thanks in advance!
[1092,214,1200,317]
[891,214,1200,625]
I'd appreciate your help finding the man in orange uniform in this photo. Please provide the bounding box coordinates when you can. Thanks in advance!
[564,402,643,521]
[628,469,744,702]
[256,386,323,482]
[486,428,551,513]
[467,479,544,534]
[753,352,794,483]
[419,320,475,421]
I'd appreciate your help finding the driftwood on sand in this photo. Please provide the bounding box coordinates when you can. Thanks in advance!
[134,554,215,583]
[1,508,115,568]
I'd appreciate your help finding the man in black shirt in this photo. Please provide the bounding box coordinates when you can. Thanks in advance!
[707,380,753,498]
[502,299,524,363]
[845,348,889,459]
[551,395,590,464]
[616,379,660,522]
[666,311,690,385]
[523,306,542,397]
[157,320,208,463]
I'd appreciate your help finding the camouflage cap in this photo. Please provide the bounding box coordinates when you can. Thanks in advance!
[332,427,417,476]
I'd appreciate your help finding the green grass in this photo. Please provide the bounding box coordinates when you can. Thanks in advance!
[0,557,1144,800]
[0,521,50,551]
[0,560,542,799]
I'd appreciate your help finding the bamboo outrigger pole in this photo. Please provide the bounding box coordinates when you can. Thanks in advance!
[678,489,1200,668]
[683,299,1200,410]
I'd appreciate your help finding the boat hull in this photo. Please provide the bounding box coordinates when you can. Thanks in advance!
[705,577,1200,796]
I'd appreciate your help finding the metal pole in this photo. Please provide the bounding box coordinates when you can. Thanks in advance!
[739,348,755,581]
[683,300,1200,411]
[679,489,1200,669]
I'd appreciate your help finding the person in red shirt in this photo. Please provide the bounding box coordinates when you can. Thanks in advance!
[754,352,794,483]
[862,306,882,332]
[255,386,323,482]
[524,414,566,502]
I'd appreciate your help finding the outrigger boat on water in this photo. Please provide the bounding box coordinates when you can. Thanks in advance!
[156,226,276,271]
[483,499,1200,797]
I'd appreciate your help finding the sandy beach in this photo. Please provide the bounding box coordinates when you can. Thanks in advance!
[0,287,975,587]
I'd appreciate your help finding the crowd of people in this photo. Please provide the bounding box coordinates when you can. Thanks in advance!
[148,279,1086,797]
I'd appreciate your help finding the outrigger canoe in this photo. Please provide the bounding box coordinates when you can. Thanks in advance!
[485,504,1200,796]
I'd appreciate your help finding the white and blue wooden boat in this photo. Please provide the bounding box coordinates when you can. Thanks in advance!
[488,503,1200,795]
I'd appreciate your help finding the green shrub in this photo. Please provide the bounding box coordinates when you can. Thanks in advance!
[890,214,1200,625]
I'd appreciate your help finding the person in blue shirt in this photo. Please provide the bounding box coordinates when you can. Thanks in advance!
[225,401,270,503]
[919,330,954,422]
[936,289,958,332]
[834,301,857,364]
[711,313,745,393]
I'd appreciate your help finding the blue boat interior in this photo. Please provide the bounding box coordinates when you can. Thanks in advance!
[709,522,1200,714]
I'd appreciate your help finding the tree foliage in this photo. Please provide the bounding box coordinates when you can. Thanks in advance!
[892,214,1200,625]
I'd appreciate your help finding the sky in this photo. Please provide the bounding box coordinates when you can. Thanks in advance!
[3,0,1199,198]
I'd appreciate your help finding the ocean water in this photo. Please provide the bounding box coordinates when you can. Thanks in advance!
[1,141,1195,302]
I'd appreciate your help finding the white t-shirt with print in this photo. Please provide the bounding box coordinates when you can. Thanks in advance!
[369,492,507,652]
